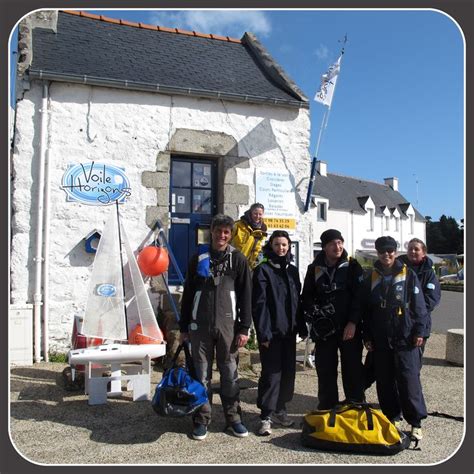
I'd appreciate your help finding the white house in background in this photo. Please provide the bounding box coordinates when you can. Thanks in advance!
[10,10,313,357]
[311,160,426,257]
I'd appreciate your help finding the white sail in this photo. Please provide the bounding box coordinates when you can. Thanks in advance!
[122,224,164,343]
[81,207,127,341]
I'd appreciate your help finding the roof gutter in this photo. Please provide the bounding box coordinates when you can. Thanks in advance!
[28,69,309,110]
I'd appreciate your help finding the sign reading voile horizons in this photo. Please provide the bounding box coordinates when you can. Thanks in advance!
[255,168,296,231]
[61,161,131,205]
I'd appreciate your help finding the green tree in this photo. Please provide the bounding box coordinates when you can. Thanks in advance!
[426,215,463,254]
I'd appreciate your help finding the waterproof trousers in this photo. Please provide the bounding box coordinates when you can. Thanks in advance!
[257,335,296,418]
[373,346,427,427]
[314,333,365,409]
[189,329,242,426]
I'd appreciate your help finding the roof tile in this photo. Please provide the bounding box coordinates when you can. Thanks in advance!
[157,25,177,33]
[139,22,158,31]
[210,34,228,41]
[120,19,140,27]
[30,11,305,107]
[80,12,101,20]
[176,28,194,36]
[313,173,424,220]
[194,31,212,39]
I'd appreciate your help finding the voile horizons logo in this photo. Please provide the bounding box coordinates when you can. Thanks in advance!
[61,161,132,205]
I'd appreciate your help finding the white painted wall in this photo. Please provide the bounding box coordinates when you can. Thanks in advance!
[11,81,311,350]
[311,207,425,257]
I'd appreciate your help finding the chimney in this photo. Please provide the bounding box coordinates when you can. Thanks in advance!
[17,11,58,77]
[317,160,327,177]
[384,177,398,191]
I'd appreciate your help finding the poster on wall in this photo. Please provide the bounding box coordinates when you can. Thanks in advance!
[255,168,296,232]
[61,161,132,205]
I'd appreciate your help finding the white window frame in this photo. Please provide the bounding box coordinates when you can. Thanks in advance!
[318,202,327,222]
[368,208,374,232]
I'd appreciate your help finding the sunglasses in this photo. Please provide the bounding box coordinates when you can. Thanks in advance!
[378,249,396,255]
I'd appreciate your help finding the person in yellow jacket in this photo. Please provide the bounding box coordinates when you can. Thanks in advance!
[231,203,268,270]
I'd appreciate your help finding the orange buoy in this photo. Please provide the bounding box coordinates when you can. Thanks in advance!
[128,324,162,345]
[137,245,169,276]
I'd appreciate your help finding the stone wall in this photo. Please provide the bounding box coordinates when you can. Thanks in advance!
[11,81,311,351]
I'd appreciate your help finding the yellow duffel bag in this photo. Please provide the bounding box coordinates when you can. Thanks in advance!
[301,403,410,455]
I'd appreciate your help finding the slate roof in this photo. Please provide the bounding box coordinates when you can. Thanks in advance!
[313,172,425,221]
[28,11,308,108]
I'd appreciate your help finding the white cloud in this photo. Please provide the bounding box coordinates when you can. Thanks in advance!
[314,44,329,60]
[147,10,272,38]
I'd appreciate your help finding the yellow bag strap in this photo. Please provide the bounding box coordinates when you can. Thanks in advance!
[328,403,374,431]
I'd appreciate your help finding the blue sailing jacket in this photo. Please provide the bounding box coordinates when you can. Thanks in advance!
[398,254,441,338]
[361,260,428,349]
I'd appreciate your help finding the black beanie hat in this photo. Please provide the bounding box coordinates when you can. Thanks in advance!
[320,229,344,247]
[375,236,398,252]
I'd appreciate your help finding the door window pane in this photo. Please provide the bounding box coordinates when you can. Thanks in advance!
[172,188,191,213]
[172,161,191,187]
[193,189,212,214]
[193,163,212,188]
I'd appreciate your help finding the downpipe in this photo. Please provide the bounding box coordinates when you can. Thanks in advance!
[42,109,52,362]
[33,82,49,363]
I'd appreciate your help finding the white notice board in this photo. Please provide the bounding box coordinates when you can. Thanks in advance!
[255,168,296,231]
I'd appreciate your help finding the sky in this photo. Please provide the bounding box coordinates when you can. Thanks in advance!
[9,8,464,222]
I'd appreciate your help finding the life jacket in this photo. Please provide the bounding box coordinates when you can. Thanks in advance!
[368,262,417,348]
[190,244,239,336]
[370,263,410,317]
[309,254,362,331]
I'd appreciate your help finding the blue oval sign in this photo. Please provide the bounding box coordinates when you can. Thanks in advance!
[61,161,131,205]
[96,283,117,297]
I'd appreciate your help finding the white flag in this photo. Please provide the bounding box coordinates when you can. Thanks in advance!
[314,55,342,108]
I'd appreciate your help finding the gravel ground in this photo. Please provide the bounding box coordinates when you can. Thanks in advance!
[9,333,464,466]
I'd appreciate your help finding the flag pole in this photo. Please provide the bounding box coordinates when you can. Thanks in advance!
[304,108,328,212]
[304,35,347,213]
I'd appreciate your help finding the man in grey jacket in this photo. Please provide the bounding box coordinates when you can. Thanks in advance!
[179,214,252,440]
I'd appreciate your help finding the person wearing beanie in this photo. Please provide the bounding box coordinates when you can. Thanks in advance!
[252,230,308,436]
[301,229,365,410]
[361,235,428,442]
[231,203,268,270]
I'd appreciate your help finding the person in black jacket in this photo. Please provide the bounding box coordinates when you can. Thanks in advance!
[398,238,441,353]
[361,236,428,442]
[252,230,307,436]
[301,229,365,410]
[179,214,252,441]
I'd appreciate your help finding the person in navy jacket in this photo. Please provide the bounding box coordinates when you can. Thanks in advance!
[398,238,441,352]
[361,236,428,442]
[252,230,307,436]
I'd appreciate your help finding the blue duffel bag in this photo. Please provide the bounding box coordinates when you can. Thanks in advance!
[152,342,208,417]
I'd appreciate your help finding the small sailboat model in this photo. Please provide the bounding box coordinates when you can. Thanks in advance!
[68,203,166,404]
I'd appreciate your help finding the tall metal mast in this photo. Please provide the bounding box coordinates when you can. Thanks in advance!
[304,35,348,212]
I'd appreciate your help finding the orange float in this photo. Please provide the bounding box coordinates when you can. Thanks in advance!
[128,324,162,345]
[137,246,169,276]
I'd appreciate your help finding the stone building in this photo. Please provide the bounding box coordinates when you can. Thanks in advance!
[10,10,313,358]
[10,10,426,361]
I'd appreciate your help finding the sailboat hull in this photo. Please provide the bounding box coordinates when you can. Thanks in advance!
[69,343,166,365]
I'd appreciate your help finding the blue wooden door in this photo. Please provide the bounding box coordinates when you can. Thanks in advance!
[168,156,217,284]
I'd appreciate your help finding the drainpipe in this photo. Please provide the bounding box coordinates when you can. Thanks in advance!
[42,115,52,362]
[33,82,49,363]
[350,211,354,255]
